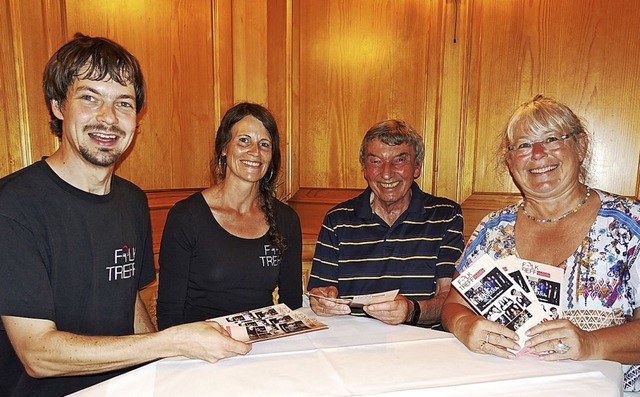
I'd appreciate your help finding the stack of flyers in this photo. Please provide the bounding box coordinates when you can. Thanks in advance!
[452,254,564,353]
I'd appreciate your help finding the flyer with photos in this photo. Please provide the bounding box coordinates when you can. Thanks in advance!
[209,303,328,343]
[496,256,564,321]
[453,254,549,351]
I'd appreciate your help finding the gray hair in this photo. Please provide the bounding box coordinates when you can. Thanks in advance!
[359,119,425,166]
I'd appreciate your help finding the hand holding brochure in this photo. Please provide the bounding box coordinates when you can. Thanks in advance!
[208,303,328,343]
[452,254,556,353]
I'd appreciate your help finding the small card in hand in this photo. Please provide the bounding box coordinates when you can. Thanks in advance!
[307,289,399,308]
[306,292,352,305]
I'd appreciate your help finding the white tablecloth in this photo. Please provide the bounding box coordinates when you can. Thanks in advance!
[71,308,623,397]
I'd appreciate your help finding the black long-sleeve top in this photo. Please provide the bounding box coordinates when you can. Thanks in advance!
[156,192,302,329]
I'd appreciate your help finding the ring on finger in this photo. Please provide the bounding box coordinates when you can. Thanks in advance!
[485,332,491,343]
[553,339,570,354]
[479,340,488,351]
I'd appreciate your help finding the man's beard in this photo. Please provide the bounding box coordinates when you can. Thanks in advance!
[80,124,126,166]
[79,145,123,167]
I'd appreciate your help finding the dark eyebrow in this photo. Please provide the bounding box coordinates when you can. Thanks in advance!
[74,85,135,101]
[74,85,100,95]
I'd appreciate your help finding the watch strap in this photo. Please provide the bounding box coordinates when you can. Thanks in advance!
[408,299,421,325]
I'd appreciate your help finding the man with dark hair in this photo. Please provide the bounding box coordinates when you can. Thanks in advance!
[307,119,464,328]
[0,33,250,397]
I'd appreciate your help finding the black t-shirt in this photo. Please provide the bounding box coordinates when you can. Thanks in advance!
[0,160,155,396]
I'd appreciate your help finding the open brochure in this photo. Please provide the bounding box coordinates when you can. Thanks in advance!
[495,256,564,321]
[452,254,561,352]
[306,289,399,308]
[208,303,328,343]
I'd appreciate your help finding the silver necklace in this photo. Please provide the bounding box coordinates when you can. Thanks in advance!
[520,187,591,224]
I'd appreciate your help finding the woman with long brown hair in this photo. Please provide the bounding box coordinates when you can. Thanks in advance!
[157,103,302,329]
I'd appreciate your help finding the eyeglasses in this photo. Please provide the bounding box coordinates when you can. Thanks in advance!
[507,133,577,156]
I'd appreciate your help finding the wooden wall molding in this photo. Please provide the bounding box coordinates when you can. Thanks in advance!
[288,187,363,242]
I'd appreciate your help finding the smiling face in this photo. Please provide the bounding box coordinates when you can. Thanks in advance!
[500,96,591,200]
[52,76,137,168]
[363,138,421,209]
[505,129,586,199]
[223,115,273,184]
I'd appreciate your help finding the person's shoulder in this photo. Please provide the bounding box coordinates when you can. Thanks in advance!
[325,192,365,219]
[111,175,148,203]
[275,199,299,217]
[0,162,55,227]
[0,162,48,202]
[421,191,460,207]
[274,198,293,211]
[274,199,302,231]
[167,191,206,216]
[416,189,462,214]
[489,202,519,217]
[176,190,205,206]
[480,203,519,224]
[597,188,640,215]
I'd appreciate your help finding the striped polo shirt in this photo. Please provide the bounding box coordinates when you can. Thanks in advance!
[308,182,464,316]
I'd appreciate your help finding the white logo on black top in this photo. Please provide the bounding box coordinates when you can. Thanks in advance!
[260,245,281,267]
[106,245,136,281]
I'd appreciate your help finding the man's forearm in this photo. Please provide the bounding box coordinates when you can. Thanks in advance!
[3,316,175,378]
[418,292,448,325]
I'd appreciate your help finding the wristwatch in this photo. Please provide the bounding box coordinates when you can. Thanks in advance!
[407,299,421,326]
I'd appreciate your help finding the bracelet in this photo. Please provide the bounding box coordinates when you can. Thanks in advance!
[407,299,421,326]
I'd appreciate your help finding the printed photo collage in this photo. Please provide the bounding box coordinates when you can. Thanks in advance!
[210,303,328,343]
[453,255,564,350]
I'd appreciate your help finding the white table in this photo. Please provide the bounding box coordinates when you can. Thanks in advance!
[71,308,623,397]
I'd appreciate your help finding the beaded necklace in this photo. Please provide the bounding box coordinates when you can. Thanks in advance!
[520,187,591,223]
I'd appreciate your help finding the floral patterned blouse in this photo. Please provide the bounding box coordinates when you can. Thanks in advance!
[457,188,640,391]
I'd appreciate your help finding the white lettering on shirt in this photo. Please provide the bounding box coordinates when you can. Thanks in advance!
[260,244,281,267]
[106,245,136,281]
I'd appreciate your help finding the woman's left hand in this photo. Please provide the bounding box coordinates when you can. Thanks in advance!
[525,319,596,360]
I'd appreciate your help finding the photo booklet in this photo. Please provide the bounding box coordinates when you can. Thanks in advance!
[452,254,564,355]
[209,303,328,343]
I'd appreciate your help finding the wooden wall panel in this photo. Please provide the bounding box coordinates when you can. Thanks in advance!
[64,0,217,190]
[232,0,268,104]
[266,0,291,199]
[461,0,640,200]
[296,0,438,191]
[0,0,63,176]
[212,0,235,125]
[228,0,292,199]
[437,0,471,201]
[2,0,639,213]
